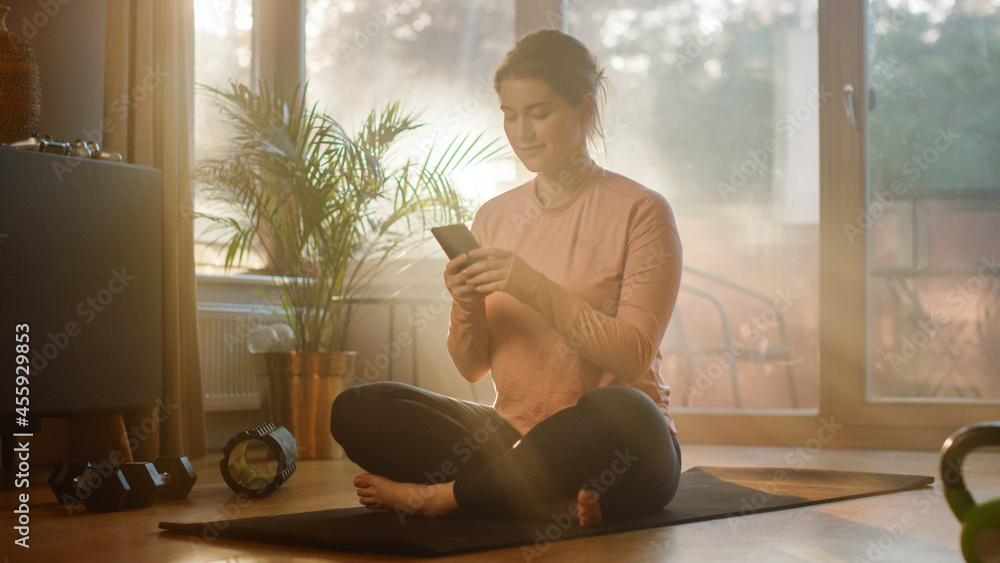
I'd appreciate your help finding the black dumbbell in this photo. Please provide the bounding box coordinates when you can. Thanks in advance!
[49,457,197,513]
[115,458,196,507]
[48,461,132,513]
[111,458,197,508]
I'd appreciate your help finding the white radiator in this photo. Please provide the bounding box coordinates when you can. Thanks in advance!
[196,296,466,411]
[197,305,281,411]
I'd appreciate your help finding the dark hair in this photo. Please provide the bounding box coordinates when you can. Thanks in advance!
[493,29,610,149]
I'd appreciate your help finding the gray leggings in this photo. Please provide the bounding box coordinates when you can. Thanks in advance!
[330,382,681,522]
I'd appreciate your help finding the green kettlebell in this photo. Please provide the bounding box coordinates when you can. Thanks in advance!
[941,421,1000,563]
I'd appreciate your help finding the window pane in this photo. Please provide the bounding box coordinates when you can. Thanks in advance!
[304,0,516,206]
[569,1,820,410]
[193,0,255,273]
[866,0,1000,401]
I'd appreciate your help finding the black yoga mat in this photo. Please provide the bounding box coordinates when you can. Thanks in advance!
[159,466,933,557]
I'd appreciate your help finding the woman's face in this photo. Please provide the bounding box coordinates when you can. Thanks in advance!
[498,77,591,176]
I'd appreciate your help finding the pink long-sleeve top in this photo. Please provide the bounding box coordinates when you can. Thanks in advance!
[446,165,682,436]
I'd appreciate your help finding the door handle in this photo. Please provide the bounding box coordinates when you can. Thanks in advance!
[843,84,857,130]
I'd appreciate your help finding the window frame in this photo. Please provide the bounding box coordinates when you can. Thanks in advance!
[817,0,1000,449]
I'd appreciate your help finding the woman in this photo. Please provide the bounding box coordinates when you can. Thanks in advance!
[331,29,683,527]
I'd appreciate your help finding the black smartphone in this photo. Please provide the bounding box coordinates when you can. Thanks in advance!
[431,224,483,265]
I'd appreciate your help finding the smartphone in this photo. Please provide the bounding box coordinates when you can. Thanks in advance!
[431,224,483,265]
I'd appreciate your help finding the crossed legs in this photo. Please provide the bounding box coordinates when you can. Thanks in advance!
[330,382,680,525]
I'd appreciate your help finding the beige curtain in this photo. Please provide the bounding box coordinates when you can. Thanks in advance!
[103,0,205,459]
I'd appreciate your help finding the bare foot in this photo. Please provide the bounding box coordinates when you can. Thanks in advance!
[353,473,459,519]
[577,488,603,527]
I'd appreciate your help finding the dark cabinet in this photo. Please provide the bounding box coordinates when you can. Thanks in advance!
[0,147,162,418]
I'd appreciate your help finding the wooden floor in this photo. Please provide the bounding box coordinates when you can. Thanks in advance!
[3,444,996,562]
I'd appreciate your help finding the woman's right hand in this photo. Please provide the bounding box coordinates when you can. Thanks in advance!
[444,254,485,303]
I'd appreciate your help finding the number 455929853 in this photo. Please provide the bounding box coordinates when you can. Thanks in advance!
[14,324,30,423]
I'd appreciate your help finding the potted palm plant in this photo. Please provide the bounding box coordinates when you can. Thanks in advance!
[197,80,503,458]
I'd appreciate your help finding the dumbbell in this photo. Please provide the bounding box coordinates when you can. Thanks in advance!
[112,457,198,509]
[48,457,197,513]
[48,460,133,513]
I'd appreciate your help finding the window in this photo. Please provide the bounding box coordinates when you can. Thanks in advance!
[193,0,256,273]
[191,0,1000,447]
[821,0,1000,448]
[569,1,821,412]
[303,0,517,208]
[866,0,1000,402]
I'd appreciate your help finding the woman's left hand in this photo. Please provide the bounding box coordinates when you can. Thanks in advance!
[461,247,515,296]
